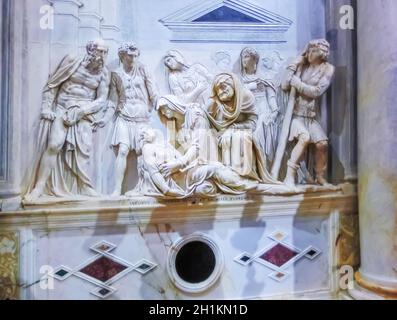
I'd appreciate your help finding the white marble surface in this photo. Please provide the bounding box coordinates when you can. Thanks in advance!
[28,213,330,299]
[0,190,356,300]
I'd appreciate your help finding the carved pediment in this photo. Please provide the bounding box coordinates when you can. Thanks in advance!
[159,0,292,43]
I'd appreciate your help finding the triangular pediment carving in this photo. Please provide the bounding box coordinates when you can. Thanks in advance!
[159,0,292,43]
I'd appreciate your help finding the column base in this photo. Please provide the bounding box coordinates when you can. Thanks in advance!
[348,272,397,300]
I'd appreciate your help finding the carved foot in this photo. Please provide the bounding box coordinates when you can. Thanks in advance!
[316,177,335,189]
[110,190,122,198]
[165,188,185,198]
[125,190,139,197]
[82,187,101,198]
[23,187,44,203]
[284,161,300,193]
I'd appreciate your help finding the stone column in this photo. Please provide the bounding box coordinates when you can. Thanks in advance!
[349,0,397,299]
[78,0,103,54]
[100,0,121,61]
[325,0,357,184]
[49,0,83,68]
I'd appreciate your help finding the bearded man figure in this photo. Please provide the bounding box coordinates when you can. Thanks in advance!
[24,39,111,201]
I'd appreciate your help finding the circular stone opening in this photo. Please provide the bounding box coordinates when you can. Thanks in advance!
[175,241,216,284]
[167,233,224,294]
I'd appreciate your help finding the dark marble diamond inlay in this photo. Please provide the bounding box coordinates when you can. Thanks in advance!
[307,249,317,257]
[55,269,69,277]
[97,244,110,251]
[259,244,298,267]
[240,255,251,262]
[79,256,128,282]
[98,288,111,296]
[138,263,151,271]
[175,241,216,284]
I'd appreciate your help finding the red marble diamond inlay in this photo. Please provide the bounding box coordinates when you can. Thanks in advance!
[79,256,128,282]
[260,244,298,267]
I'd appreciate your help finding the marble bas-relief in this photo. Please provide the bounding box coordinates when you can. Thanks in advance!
[205,72,278,185]
[237,47,282,169]
[212,51,232,73]
[23,38,340,204]
[156,102,259,198]
[160,50,213,111]
[261,51,285,86]
[100,43,158,197]
[139,127,185,198]
[24,39,111,202]
[276,39,335,189]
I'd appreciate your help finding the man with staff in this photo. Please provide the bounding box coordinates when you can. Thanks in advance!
[272,39,335,189]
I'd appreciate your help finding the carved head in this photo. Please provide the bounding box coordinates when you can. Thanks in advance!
[86,39,108,58]
[140,127,156,144]
[159,105,177,120]
[164,50,187,71]
[212,51,231,71]
[85,39,109,69]
[213,74,235,103]
[118,42,140,64]
[262,51,284,70]
[305,39,330,64]
[241,47,260,73]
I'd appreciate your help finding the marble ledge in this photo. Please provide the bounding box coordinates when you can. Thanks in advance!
[0,183,357,228]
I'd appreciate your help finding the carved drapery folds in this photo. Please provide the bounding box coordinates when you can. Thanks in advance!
[22,38,342,204]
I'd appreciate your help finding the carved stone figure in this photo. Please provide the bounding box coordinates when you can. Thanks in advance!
[139,127,185,198]
[277,39,335,188]
[24,39,110,201]
[159,50,213,114]
[212,51,232,72]
[261,51,285,86]
[156,103,259,198]
[238,47,281,168]
[205,73,279,184]
[98,42,158,196]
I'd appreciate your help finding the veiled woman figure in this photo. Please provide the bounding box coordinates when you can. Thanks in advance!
[205,72,279,185]
[238,47,282,169]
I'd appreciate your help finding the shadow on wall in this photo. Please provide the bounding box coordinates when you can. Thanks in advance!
[292,190,360,298]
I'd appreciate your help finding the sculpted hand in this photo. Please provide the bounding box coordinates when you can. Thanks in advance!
[197,80,208,93]
[257,81,266,92]
[63,108,85,127]
[92,118,107,132]
[41,110,56,121]
[77,108,86,120]
[290,76,302,89]
[219,129,233,148]
[268,110,279,124]
[159,161,181,178]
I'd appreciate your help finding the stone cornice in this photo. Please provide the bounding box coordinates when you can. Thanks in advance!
[0,189,357,229]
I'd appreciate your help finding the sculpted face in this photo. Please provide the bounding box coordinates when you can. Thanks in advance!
[90,44,108,69]
[160,106,175,120]
[308,47,323,64]
[262,56,273,70]
[121,52,138,65]
[164,56,180,71]
[242,53,255,70]
[216,82,235,103]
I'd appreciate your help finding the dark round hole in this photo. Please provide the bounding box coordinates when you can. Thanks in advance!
[175,241,216,284]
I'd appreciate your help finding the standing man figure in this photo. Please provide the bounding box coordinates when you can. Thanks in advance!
[101,43,158,196]
[25,39,110,201]
[281,39,335,188]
